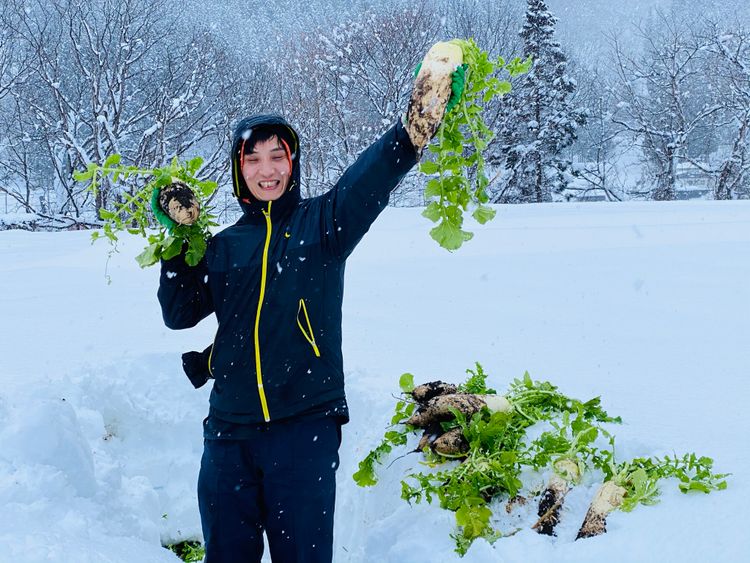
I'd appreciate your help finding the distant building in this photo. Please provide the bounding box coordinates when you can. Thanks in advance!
[674,162,712,200]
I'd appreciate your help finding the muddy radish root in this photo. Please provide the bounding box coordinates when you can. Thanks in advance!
[160,181,200,225]
[432,427,469,456]
[416,431,433,452]
[406,393,511,428]
[406,42,463,151]
[576,481,627,539]
[406,393,484,427]
[533,474,568,536]
[533,458,580,536]
[411,381,458,404]
[416,423,444,452]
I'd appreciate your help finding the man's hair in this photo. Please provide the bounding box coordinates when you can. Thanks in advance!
[239,124,295,183]
[241,125,292,157]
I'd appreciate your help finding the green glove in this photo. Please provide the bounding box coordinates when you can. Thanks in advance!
[412,62,467,115]
[151,186,177,232]
[445,63,467,113]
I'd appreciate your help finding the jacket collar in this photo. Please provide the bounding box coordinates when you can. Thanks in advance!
[236,186,300,225]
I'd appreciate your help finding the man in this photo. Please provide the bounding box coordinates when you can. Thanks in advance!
[156,42,464,562]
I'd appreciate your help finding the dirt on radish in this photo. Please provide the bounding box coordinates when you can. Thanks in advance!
[411,381,458,403]
[159,181,200,225]
[576,481,627,539]
[406,393,491,427]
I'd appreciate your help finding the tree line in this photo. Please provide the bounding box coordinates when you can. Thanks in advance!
[0,0,748,229]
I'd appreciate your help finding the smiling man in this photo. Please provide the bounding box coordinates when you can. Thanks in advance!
[155,42,464,563]
[240,132,293,201]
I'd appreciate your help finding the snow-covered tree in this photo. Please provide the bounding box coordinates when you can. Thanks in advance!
[568,65,627,201]
[280,2,438,200]
[700,21,750,199]
[0,6,33,214]
[610,10,722,201]
[1,0,266,226]
[491,0,585,203]
[279,0,526,205]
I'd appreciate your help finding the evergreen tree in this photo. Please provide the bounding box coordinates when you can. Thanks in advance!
[492,0,585,203]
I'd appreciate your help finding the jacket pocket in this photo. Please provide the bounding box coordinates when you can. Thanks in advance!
[296,298,321,357]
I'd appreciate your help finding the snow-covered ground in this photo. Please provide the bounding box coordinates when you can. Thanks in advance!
[1,200,749,562]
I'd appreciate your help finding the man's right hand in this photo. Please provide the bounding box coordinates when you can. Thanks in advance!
[151,181,200,230]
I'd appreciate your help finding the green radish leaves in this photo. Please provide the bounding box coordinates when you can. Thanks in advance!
[353,388,416,488]
[458,362,496,394]
[614,454,729,513]
[73,155,219,273]
[399,372,416,393]
[355,363,728,556]
[418,39,531,251]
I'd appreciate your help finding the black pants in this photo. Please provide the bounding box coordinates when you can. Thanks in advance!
[198,416,341,563]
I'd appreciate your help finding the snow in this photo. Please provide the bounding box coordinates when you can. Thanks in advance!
[1,200,750,562]
[143,122,162,137]
[0,212,38,226]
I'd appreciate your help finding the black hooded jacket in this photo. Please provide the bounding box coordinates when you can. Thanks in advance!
[157,115,417,425]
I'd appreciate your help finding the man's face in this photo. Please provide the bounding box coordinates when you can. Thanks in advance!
[241,136,291,202]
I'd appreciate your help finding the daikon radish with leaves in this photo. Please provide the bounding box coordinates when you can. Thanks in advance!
[531,410,608,536]
[405,393,511,427]
[73,156,218,270]
[576,454,729,539]
[533,457,581,536]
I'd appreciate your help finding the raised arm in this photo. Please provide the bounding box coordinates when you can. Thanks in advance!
[322,119,418,259]
[157,249,214,329]
[322,41,464,259]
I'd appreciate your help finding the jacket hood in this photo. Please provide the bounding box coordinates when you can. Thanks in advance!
[231,114,302,219]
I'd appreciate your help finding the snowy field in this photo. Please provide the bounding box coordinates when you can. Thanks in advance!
[1,200,749,562]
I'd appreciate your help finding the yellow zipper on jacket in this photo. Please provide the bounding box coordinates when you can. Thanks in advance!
[297,299,321,357]
[254,200,273,422]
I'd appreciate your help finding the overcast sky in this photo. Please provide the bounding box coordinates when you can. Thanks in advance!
[182,0,750,61]
[549,0,748,58]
